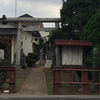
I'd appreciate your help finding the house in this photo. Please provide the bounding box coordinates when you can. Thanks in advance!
[0,14,42,64]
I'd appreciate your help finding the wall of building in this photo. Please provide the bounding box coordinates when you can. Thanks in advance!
[11,32,34,64]
[21,32,33,55]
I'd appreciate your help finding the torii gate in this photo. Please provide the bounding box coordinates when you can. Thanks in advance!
[0,16,60,68]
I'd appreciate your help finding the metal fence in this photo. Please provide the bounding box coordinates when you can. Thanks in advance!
[0,67,16,93]
[53,67,100,94]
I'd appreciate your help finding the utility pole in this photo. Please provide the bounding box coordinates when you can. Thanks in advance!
[15,0,17,17]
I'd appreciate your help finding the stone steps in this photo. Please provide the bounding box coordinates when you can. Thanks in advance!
[45,60,52,68]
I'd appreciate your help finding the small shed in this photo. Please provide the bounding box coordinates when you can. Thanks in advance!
[55,40,92,67]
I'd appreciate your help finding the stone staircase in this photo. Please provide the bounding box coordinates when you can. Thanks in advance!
[45,60,52,68]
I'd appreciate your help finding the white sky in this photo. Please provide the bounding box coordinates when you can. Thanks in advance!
[0,0,62,27]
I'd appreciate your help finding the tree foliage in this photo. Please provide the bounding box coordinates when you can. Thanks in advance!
[49,0,100,45]
[38,39,46,50]
[60,0,100,39]
[26,53,39,67]
[81,9,100,46]
[49,28,70,44]
[0,59,9,87]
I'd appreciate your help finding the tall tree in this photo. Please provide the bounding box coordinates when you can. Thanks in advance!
[60,0,100,39]
[49,28,70,44]
[81,9,100,47]
[49,0,100,44]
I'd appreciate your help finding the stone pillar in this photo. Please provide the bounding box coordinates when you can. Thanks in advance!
[39,49,43,61]
[56,47,60,66]
[55,22,59,29]
[0,49,4,59]
[93,48,97,81]
[15,22,22,68]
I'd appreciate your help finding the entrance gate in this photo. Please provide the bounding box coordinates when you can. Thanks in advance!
[0,67,16,93]
[53,67,100,94]
[0,16,61,68]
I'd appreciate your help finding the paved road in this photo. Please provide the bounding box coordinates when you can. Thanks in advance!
[0,95,100,100]
[0,98,100,100]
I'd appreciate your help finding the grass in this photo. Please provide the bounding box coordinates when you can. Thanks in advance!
[0,60,45,94]
[44,68,53,95]
[44,69,83,95]
[16,67,32,92]
[0,67,32,93]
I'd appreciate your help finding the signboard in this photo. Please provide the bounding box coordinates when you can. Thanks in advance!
[62,46,83,65]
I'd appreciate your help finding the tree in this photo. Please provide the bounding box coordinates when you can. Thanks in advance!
[49,0,100,45]
[49,28,70,44]
[81,9,100,46]
[38,39,46,50]
[60,0,100,39]
[0,59,9,87]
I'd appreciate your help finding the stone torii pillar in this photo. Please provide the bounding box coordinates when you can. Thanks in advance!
[55,22,59,29]
[15,22,22,68]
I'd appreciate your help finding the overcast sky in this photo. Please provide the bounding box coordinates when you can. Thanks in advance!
[0,0,62,17]
[0,0,62,27]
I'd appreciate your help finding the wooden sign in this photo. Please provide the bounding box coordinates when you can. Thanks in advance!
[62,46,83,65]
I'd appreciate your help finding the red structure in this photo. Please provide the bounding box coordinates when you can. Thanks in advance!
[55,40,92,46]
[53,40,99,94]
[0,67,16,93]
[55,40,92,67]
[53,67,100,94]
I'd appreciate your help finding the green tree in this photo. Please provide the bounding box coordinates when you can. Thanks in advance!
[60,0,100,39]
[49,0,100,44]
[81,9,100,46]
[26,53,39,67]
[0,59,9,87]
[38,39,46,49]
[49,28,70,44]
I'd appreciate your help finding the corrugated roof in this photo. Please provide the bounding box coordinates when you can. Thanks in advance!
[0,28,17,35]
[55,40,92,46]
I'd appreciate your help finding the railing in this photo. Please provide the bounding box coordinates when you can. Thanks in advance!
[53,67,100,94]
[0,67,16,93]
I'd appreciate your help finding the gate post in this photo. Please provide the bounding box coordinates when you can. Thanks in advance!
[70,70,72,93]
[83,70,88,94]
[16,22,22,68]
[98,69,100,93]
[53,67,60,94]
[9,67,16,93]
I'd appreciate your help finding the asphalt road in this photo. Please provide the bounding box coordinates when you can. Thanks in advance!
[0,98,100,100]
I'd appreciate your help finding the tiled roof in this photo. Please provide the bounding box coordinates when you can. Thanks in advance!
[18,14,33,18]
[32,31,41,37]
[0,28,17,35]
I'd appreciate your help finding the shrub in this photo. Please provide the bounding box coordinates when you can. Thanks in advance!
[26,53,39,67]
[28,53,39,61]
[0,59,9,87]
[0,59,9,66]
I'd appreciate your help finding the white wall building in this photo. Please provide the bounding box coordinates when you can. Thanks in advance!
[0,14,42,64]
